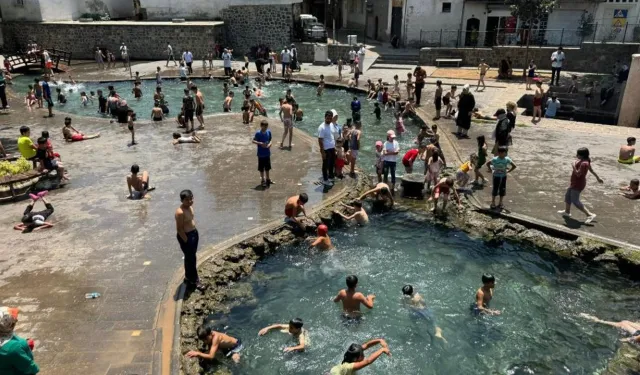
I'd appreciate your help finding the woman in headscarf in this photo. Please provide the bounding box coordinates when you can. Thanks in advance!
[456,85,475,138]
[0,309,39,375]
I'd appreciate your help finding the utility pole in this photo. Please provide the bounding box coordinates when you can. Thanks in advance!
[364,0,368,44]
[329,0,336,44]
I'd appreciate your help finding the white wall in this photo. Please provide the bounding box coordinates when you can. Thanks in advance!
[404,0,464,46]
[0,0,44,21]
[39,0,80,20]
[595,1,640,42]
[345,0,366,27]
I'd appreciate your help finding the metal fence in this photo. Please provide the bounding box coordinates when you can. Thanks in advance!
[418,24,640,48]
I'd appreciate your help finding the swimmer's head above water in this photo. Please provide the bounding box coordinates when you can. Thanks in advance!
[402,285,414,296]
[482,273,495,287]
[289,318,303,335]
[346,275,358,289]
[317,224,328,237]
[342,343,365,363]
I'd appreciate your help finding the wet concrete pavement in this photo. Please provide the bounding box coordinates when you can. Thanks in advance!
[0,97,339,374]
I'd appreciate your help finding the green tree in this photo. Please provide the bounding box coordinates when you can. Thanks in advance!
[507,0,557,76]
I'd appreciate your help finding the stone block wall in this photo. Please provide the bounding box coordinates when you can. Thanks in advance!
[420,43,640,73]
[296,43,353,63]
[221,4,293,55]
[1,22,224,60]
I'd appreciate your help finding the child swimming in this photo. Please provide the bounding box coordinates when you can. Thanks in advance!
[402,285,445,342]
[258,318,307,353]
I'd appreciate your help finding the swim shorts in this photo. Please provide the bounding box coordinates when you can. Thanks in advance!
[71,134,84,142]
[131,191,144,200]
[283,118,293,128]
[618,156,640,164]
[351,150,359,159]
[224,339,244,357]
[196,105,203,116]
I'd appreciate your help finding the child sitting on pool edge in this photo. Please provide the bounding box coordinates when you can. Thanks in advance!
[258,318,307,353]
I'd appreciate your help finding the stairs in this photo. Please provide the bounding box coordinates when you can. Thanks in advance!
[370,47,420,70]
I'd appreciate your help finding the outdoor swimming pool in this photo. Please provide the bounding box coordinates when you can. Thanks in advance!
[203,211,639,374]
[12,76,423,173]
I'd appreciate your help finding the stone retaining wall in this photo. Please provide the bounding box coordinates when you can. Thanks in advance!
[221,4,293,56]
[1,22,224,60]
[296,43,353,63]
[420,43,640,73]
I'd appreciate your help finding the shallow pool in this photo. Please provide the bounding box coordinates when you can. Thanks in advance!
[206,211,639,374]
[11,76,423,173]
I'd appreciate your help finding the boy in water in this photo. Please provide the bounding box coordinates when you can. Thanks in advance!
[333,275,375,318]
[97,90,107,114]
[308,224,333,250]
[258,318,307,352]
[373,103,381,120]
[317,74,325,96]
[126,164,153,199]
[186,326,244,363]
[335,200,369,225]
[284,193,308,231]
[359,182,394,207]
[472,273,500,315]
[579,313,640,342]
[252,120,273,187]
[56,88,67,104]
[223,92,234,112]
[620,178,640,199]
[172,132,201,145]
[402,285,445,342]
[618,137,639,164]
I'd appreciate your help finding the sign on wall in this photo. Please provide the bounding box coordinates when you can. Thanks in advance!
[392,0,404,7]
[612,9,628,32]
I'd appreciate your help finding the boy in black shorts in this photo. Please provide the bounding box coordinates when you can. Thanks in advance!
[182,89,195,133]
[252,120,273,188]
[36,137,68,181]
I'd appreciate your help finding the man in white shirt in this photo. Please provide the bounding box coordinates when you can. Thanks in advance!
[222,48,233,76]
[166,43,177,67]
[281,47,291,78]
[357,45,366,75]
[382,130,400,188]
[120,42,129,68]
[317,110,340,186]
[550,46,565,86]
[179,63,188,81]
[185,49,194,74]
[348,48,356,73]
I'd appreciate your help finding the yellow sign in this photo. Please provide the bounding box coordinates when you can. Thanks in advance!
[392,0,404,7]
[612,18,627,28]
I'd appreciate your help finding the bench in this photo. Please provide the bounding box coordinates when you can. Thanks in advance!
[435,58,462,67]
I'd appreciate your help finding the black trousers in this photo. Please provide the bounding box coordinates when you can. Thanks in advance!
[224,67,232,76]
[551,67,561,86]
[322,148,336,181]
[177,229,199,284]
[415,82,425,105]
[186,62,193,74]
[0,85,7,108]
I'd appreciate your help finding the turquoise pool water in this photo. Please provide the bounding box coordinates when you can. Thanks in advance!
[203,211,640,374]
[11,76,424,173]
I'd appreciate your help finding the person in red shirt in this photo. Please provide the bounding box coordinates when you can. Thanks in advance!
[557,147,603,224]
[401,145,425,174]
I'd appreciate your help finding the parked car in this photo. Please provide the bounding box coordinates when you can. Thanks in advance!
[294,14,328,43]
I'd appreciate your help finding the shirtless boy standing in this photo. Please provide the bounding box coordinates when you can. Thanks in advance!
[223,92,234,112]
[175,190,206,291]
[284,193,308,231]
[258,318,307,353]
[472,273,500,315]
[335,200,369,225]
[186,326,243,363]
[333,275,375,318]
[309,224,333,250]
[126,164,154,199]
[279,98,294,149]
[192,86,205,130]
[618,137,640,164]
[477,59,490,91]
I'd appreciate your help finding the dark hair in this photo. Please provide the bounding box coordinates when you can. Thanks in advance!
[183,89,189,94]
[431,152,440,162]
[402,285,413,295]
[173,132,181,139]
[353,200,363,208]
[156,86,162,92]
[20,126,30,135]
[325,110,334,118]
[33,78,39,83]
[631,179,639,185]
[628,137,636,145]
[289,318,304,329]
[431,124,437,130]
[374,102,379,107]
[37,137,47,145]
[260,120,268,127]
[131,164,140,173]
[381,187,390,194]
[477,135,486,147]
[436,80,442,85]
[197,325,212,341]
[576,147,590,161]
[346,275,358,289]
[342,343,364,364]
[353,96,358,100]
[482,273,495,284]
[299,193,309,204]
[56,87,61,92]
[180,189,194,202]
[41,131,49,139]
[558,46,563,50]
[498,146,508,154]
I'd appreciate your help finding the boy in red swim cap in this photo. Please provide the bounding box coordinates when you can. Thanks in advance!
[308,224,333,250]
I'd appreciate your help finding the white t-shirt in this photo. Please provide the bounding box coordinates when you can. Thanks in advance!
[179,66,187,78]
[120,45,128,57]
[185,52,193,63]
[551,51,565,68]
[317,122,339,150]
[358,47,366,57]
[222,52,232,68]
[167,44,173,55]
[348,50,356,60]
[281,50,291,63]
[383,140,399,162]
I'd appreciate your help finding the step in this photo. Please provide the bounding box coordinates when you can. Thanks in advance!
[377,58,419,65]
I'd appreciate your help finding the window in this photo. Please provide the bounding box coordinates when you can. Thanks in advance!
[442,2,452,13]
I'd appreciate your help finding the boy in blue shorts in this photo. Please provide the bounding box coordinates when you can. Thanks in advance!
[486,146,517,209]
[252,120,273,188]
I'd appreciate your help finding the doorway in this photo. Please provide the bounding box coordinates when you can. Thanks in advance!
[390,6,403,43]
[374,16,379,40]
[465,17,480,46]
[485,16,499,46]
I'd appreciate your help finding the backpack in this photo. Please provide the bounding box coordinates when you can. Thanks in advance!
[183,95,195,111]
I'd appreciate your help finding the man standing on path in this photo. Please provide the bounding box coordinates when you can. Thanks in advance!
[120,42,129,69]
[175,190,206,292]
[222,48,233,76]
[358,45,366,75]
[348,47,356,73]
[166,43,177,67]
[279,98,293,149]
[550,46,565,86]
[290,44,298,71]
[192,85,205,130]
[557,147,602,224]
[414,65,427,106]
[281,47,291,78]
[185,49,194,74]
[318,110,340,187]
